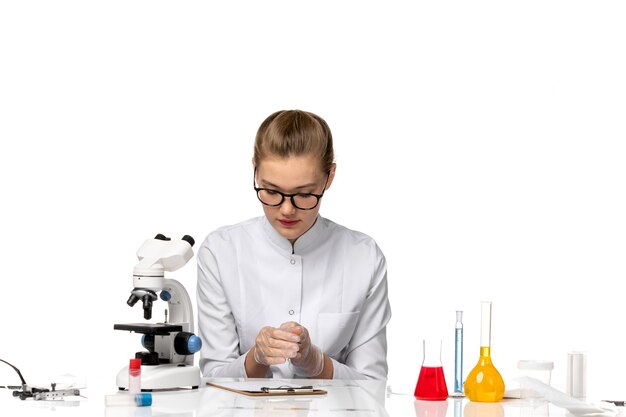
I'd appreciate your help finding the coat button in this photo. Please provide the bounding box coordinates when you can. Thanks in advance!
[290,258,296,265]
[289,310,294,315]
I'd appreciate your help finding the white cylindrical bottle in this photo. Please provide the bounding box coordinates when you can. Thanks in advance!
[128,358,142,394]
[566,351,587,399]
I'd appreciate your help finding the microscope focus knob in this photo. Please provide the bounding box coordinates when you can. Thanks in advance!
[174,332,202,355]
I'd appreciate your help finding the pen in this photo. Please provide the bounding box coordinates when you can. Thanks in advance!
[602,400,625,406]
[261,385,314,393]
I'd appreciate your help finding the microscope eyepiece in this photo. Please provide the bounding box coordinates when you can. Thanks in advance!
[182,235,195,247]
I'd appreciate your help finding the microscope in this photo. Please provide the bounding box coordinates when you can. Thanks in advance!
[114,234,202,390]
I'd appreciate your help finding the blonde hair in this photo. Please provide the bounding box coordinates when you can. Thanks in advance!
[253,110,335,174]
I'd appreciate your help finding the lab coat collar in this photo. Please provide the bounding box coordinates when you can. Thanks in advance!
[262,215,326,255]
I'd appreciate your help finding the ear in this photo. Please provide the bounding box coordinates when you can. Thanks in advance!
[324,163,337,190]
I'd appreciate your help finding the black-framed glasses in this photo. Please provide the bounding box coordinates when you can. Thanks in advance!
[253,169,329,210]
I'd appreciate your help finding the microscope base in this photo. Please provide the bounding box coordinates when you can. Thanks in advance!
[116,363,201,391]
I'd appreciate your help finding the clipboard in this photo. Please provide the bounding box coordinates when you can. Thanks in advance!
[207,381,327,397]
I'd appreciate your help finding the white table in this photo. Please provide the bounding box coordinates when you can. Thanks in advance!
[0,378,615,416]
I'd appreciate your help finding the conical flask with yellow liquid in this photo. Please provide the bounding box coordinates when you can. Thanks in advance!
[464,301,505,402]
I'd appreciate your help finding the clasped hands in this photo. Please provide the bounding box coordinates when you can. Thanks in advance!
[253,321,324,377]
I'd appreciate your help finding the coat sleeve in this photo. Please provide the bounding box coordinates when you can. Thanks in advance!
[196,236,249,378]
[332,244,391,380]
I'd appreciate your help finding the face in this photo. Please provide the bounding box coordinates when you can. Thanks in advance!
[255,155,335,244]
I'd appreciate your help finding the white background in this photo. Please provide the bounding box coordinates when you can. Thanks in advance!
[1,0,625,404]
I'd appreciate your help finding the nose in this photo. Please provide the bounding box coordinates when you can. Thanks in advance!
[279,197,297,216]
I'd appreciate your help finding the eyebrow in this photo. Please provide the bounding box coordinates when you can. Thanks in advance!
[260,179,318,191]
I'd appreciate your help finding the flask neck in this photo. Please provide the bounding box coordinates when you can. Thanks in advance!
[479,301,493,347]
[476,346,494,366]
[421,339,443,368]
[480,346,492,357]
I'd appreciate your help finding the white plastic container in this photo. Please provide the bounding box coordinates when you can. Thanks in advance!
[105,393,152,407]
[517,360,554,398]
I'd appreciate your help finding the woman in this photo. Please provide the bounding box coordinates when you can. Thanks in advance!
[197,110,391,379]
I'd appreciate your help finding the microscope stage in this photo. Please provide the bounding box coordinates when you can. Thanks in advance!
[114,323,183,335]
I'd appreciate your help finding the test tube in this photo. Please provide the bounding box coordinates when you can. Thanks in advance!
[128,358,142,394]
[454,310,463,394]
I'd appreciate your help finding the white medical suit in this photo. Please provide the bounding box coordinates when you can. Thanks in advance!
[197,215,391,379]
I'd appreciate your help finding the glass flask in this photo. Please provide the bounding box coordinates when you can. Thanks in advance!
[464,301,505,402]
[414,339,449,400]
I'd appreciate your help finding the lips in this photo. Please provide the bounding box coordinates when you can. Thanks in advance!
[278,219,300,227]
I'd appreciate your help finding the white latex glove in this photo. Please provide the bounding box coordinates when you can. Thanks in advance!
[252,325,301,366]
[281,322,324,377]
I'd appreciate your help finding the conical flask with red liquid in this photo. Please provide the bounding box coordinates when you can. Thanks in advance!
[414,339,449,400]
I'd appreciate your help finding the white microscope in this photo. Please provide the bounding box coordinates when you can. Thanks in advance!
[114,234,202,390]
